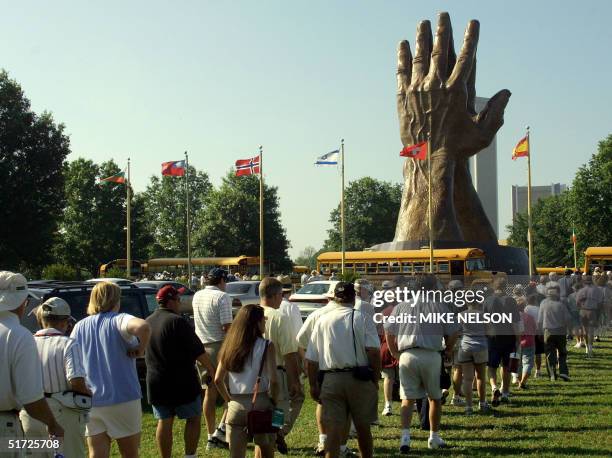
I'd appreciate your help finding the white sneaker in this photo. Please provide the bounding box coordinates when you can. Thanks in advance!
[511,374,519,384]
[212,428,227,444]
[450,396,465,406]
[574,342,582,348]
[399,435,411,454]
[428,435,447,449]
[382,405,392,416]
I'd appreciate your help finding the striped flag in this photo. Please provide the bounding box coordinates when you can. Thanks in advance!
[315,150,340,165]
[99,171,126,184]
[162,160,186,176]
[512,136,529,160]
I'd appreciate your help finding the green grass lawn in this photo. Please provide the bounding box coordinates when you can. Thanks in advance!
[117,339,611,457]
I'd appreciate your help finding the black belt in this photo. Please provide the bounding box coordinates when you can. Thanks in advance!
[321,367,355,374]
[276,366,286,372]
[0,409,19,415]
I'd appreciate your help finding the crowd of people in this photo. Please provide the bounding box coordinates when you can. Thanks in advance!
[1,267,610,457]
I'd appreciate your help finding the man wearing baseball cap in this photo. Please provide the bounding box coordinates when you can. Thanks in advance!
[306,282,381,458]
[20,297,90,458]
[192,267,233,449]
[0,271,64,456]
[146,285,215,458]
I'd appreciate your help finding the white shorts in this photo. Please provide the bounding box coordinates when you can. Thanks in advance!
[85,399,142,439]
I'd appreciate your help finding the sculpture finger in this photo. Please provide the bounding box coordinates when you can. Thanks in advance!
[467,59,477,115]
[477,89,511,141]
[429,12,452,83]
[446,25,456,80]
[448,20,479,87]
[397,40,412,94]
[411,20,433,84]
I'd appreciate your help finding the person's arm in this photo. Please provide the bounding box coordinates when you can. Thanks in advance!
[306,358,320,402]
[266,342,279,405]
[220,295,233,333]
[196,352,215,378]
[366,347,381,382]
[69,377,92,396]
[23,399,63,437]
[125,317,151,358]
[386,333,400,360]
[284,352,302,397]
[214,362,232,404]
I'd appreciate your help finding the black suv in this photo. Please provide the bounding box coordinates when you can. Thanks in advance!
[24,281,159,382]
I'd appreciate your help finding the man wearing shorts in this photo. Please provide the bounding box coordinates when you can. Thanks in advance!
[483,279,521,406]
[385,275,460,452]
[576,275,604,357]
[192,268,233,449]
[306,282,381,458]
[146,285,215,458]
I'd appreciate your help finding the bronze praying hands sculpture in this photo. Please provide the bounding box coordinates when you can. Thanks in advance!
[394,12,511,243]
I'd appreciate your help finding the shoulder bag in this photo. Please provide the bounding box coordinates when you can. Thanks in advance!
[246,340,280,435]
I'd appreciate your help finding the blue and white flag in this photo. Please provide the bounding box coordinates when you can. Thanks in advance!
[315,150,340,165]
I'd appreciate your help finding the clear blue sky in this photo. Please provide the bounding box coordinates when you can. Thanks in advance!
[2,0,610,258]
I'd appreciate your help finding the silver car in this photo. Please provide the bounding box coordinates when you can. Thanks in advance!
[225,280,261,314]
[289,280,339,320]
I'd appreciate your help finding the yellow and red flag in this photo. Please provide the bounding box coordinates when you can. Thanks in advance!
[512,136,529,160]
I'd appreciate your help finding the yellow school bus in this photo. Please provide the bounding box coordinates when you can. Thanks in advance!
[145,256,260,275]
[584,247,612,273]
[535,266,570,275]
[317,248,504,285]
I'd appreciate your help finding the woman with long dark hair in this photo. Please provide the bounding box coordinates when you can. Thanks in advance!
[215,304,278,458]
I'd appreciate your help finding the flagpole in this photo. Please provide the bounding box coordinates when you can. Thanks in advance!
[526,126,533,277]
[572,225,577,271]
[340,139,345,276]
[259,145,264,278]
[126,158,132,279]
[185,151,192,283]
[427,134,434,273]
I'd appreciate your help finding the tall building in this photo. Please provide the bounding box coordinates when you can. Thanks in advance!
[468,97,499,237]
[511,183,567,219]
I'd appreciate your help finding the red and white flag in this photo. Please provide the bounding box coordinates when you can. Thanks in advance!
[400,141,427,160]
[235,155,260,176]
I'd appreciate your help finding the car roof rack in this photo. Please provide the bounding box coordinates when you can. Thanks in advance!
[28,280,141,292]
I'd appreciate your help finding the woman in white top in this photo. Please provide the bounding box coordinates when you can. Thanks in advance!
[215,304,279,458]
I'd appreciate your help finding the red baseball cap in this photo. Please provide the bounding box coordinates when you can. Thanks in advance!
[156,285,183,302]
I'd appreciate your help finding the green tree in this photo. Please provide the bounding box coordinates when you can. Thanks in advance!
[193,171,292,272]
[140,167,212,258]
[569,134,612,255]
[0,70,70,271]
[56,158,136,275]
[323,177,402,251]
[294,246,320,270]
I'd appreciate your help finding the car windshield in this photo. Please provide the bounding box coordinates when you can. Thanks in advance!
[144,293,158,314]
[297,283,330,295]
[226,283,253,295]
[137,283,156,289]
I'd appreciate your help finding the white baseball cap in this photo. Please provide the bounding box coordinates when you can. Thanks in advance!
[0,271,29,312]
[39,297,73,318]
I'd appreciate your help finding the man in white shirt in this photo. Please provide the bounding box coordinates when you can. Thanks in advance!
[20,297,90,458]
[192,268,233,450]
[306,282,381,458]
[0,271,64,458]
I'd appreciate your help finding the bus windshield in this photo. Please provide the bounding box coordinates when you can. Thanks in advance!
[466,258,485,271]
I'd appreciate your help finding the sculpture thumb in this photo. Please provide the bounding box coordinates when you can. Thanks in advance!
[477,89,511,140]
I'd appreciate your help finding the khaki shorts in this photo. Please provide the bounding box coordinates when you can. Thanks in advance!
[0,412,24,458]
[85,399,142,439]
[457,348,488,365]
[226,394,276,448]
[381,367,398,380]
[198,341,223,388]
[320,372,377,427]
[399,349,442,400]
[20,398,86,458]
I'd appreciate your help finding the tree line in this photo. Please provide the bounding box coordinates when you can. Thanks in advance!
[506,134,611,267]
[0,70,292,278]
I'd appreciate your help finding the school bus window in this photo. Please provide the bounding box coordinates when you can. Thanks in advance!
[367,263,377,273]
[320,263,330,274]
[438,262,450,273]
[378,262,390,273]
[401,262,412,273]
[355,263,366,273]
[331,263,341,272]
[390,261,401,273]
[450,260,464,275]
[413,262,425,272]
[345,263,354,271]
[466,259,485,271]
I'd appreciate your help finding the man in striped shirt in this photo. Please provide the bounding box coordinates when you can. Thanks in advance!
[20,297,91,458]
[193,268,233,450]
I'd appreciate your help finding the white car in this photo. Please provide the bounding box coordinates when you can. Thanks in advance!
[289,280,339,320]
[225,280,261,314]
